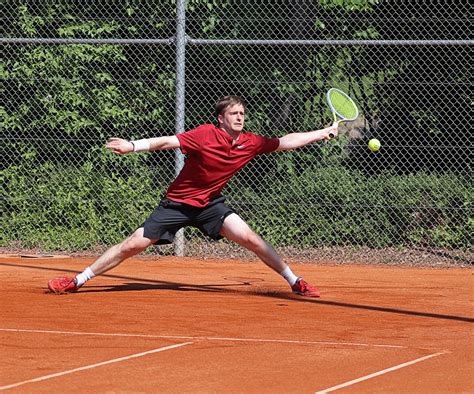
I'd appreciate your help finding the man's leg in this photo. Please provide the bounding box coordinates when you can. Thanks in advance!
[220,213,286,273]
[88,227,156,276]
[48,227,157,293]
[219,213,320,297]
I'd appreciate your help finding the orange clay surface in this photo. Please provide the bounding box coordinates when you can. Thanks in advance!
[0,255,473,393]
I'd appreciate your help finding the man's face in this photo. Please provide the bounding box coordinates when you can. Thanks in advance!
[218,103,245,134]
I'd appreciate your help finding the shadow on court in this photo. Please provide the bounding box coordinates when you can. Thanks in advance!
[2,261,473,324]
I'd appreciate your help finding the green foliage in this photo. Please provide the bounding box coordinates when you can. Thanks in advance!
[320,0,379,12]
[229,167,472,250]
[2,2,175,146]
[1,153,159,250]
[2,160,470,251]
[1,1,471,254]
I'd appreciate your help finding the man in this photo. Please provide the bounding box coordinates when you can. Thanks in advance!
[48,95,338,297]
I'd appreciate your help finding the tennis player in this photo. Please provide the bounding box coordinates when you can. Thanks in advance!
[48,95,338,297]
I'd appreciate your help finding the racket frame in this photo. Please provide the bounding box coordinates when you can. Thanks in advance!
[326,88,359,138]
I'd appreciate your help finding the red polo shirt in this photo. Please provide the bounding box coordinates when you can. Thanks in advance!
[165,123,280,207]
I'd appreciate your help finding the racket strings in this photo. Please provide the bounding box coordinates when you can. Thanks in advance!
[328,90,358,120]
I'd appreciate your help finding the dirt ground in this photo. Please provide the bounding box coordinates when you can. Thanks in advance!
[1,254,472,393]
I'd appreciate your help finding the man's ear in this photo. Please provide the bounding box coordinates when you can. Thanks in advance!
[217,114,223,126]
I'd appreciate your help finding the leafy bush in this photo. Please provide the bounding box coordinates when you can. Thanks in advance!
[2,153,160,250]
[229,166,472,250]
[2,159,471,251]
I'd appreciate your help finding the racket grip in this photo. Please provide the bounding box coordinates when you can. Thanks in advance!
[328,120,340,139]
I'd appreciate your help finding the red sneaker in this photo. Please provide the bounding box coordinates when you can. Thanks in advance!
[48,277,79,294]
[291,278,320,297]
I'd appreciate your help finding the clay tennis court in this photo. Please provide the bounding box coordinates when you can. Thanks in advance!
[1,255,472,393]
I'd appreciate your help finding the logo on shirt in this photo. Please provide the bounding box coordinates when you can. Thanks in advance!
[236,144,246,149]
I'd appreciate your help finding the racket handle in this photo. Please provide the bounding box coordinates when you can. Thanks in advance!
[329,119,340,139]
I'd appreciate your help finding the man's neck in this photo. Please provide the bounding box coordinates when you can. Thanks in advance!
[220,126,240,140]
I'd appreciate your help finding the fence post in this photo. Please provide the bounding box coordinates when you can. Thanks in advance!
[173,0,187,256]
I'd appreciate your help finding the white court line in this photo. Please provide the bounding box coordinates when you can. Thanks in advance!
[0,327,405,349]
[0,342,192,391]
[315,352,445,393]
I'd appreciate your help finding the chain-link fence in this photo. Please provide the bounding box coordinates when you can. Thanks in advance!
[1,1,472,263]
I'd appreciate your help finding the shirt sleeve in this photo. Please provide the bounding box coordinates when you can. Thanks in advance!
[177,124,211,154]
[253,134,280,154]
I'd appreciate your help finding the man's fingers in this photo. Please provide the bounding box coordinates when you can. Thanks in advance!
[105,139,124,150]
[105,138,133,155]
[105,137,122,145]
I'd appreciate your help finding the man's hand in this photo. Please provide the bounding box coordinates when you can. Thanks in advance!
[325,122,339,140]
[105,138,134,155]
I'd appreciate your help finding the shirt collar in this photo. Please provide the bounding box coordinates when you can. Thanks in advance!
[216,126,241,143]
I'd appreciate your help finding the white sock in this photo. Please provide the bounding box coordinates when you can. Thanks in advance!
[75,267,95,287]
[280,266,299,286]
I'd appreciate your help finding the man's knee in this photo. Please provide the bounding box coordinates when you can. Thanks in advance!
[240,231,264,251]
[119,229,153,256]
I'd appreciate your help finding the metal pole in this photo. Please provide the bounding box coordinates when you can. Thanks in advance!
[173,0,187,257]
[187,38,473,47]
[2,38,470,47]
[0,38,173,45]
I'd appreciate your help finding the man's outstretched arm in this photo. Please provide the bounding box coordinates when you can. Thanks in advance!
[105,136,180,155]
[276,123,338,151]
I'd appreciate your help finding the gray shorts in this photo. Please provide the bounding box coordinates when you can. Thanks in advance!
[141,196,235,245]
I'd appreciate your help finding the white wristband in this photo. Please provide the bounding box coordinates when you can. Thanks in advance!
[131,139,151,152]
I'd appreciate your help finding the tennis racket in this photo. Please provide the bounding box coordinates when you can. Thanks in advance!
[326,88,359,138]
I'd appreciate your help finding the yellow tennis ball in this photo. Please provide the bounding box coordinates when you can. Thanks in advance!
[368,138,381,152]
